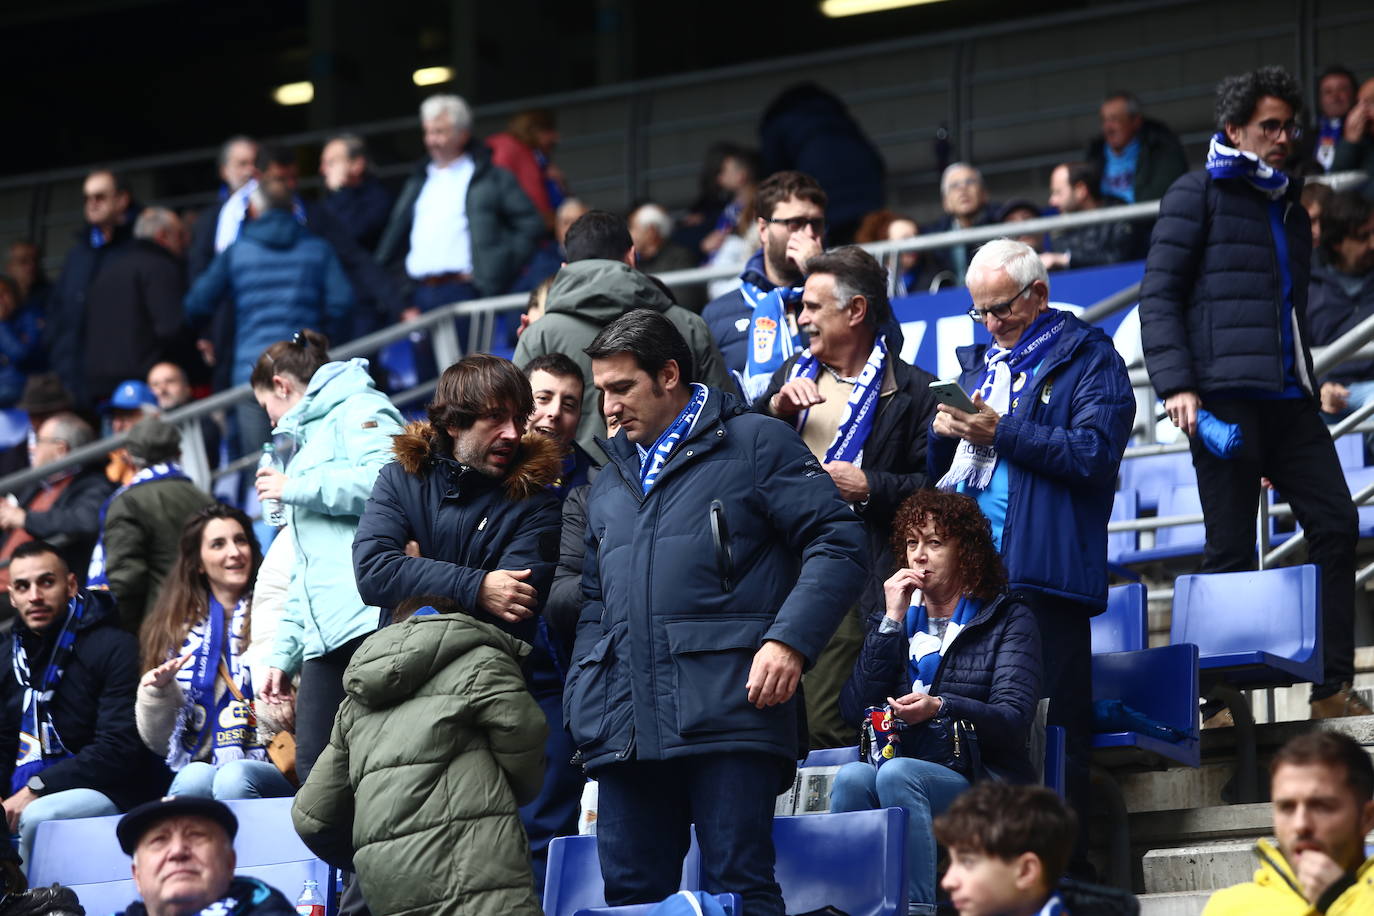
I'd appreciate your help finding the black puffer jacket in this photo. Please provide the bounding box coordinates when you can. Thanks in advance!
[839,593,1042,784]
[1140,170,1317,399]
[1306,252,1374,384]
[0,590,171,811]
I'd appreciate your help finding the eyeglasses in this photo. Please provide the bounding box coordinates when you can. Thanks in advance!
[1256,119,1303,141]
[767,216,826,234]
[968,282,1036,322]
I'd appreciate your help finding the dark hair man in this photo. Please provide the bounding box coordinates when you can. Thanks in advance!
[1202,731,1374,914]
[1309,192,1374,422]
[755,245,938,747]
[702,171,828,390]
[1307,66,1359,174]
[1,541,170,870]
[566,309,867,915]
[117,796,295,916]
[353,353,562,646]
[930,238,1134,869]
[1041,162,1142,270]
[318,134,394,255]
[513,213,729,462]
[1142,65,1367,719]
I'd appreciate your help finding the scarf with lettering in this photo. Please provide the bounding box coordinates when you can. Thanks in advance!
[739,277,805,401]
[87,462,190,590]
[906,595,980,694]
[165,594,264,771]
[637,383,709,494]
[1205,132,1289,199]
[11,595,88,794]
[787,334,890,465]
[938,309,1067,491]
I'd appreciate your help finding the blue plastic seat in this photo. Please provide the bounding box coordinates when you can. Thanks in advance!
[0,409,29,450]
[1091,644,1200,768]
[544,835,701,916]
[1333,430,1364,469]
[801,745,860,768]
[773,808,906,916]
[1119,450,1194,513]
[1043,725,1066,797]
[1093,584,1148,654]
[1107,488,1138,565]
[30,797,331,916]
[1120,483,1206,563]
[574,893,742,916]
[1171,565,1323,689]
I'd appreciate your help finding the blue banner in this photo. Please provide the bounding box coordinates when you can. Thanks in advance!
[892,260,1145,379]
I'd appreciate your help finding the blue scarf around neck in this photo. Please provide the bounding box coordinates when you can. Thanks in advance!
[905,594,981,695]
[739,279,805,401]
[787,333,890,465]
[637,383,709,494]
[11,595,88,793]
[1205,132,1289,199]
[166,593,263,771]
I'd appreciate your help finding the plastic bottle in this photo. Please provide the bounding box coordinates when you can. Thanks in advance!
[295,879,325,916]
[258,443,286,527]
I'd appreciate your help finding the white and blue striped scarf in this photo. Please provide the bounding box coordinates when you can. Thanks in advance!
[1205,133,1289,200]
[787,334,890,465]
[637,383,709,494]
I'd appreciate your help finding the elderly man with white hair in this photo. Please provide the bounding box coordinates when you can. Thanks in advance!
[924,162,997,285]
[628,203,696,275]
[927,238,1134,870]
[376,93,544,327]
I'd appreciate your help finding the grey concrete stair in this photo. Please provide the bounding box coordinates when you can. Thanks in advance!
[1137,891,1210,916]
[1141,839,1258,894]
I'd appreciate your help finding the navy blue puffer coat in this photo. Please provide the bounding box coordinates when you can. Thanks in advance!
[839,593,1042,784]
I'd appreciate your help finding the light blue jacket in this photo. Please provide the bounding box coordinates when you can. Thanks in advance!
[268,359,404,674]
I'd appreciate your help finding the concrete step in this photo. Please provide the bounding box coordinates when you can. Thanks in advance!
[1138,890,1209,916]
[1141,839,1257,894]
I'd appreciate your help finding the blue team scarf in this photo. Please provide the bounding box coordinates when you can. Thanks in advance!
[11,595,89,794]
[905,595,980,694]
[165,594,264,771]
[1205,132,1289,199]
[787,334,890,465]
[1035,893,1067,916]
[638,383,709,494]
[739,278,805,401]
[87,462,190,590]
[1316,117,1343,173]
[938,309,1067,492]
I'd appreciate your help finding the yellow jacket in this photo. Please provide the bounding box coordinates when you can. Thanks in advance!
[1202,838,1374,916]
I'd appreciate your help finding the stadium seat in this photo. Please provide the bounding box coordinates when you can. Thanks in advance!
[1333,430,1364,469]
[543,835,702,916]
[30,798,332,916]
[773,808,906,916]
[1093,583,1148,654]
[1119,450,1194,513]
[1043,725,1066,797]
[573,893,743,916]
[1107,488,1138,566]
[1091,644,1201,768]
[801,746,861,767]
[1119,483,1206,563]
[0,409,29,450]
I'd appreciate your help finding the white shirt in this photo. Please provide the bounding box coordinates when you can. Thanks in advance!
[215,179,257,253]
[405,155,475,279]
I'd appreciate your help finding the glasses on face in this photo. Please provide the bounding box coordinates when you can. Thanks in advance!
[767,216,826,235]
[1256,119,1303,141]
[968,281,1035,323]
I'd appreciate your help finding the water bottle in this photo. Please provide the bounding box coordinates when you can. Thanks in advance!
[258,443,286,527]
[295,879,324,916]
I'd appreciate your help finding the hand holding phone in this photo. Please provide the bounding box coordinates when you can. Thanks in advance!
[928,379,978,414]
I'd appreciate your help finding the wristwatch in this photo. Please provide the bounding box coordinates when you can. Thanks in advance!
[25,775,44,794]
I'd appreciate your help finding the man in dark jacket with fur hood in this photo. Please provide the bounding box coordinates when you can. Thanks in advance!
[353,353,562,645]
[567,309,867,916]
[1141,65,1364,719]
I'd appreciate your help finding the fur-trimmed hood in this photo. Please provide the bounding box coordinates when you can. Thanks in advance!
[391,420,563,501]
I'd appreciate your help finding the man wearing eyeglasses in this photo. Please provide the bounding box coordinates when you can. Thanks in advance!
[702,171,827,398]
[1141,66,1366,719]
[927,238,1134,870]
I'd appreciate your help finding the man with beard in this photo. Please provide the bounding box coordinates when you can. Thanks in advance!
[1202,731,1374,915]
[353,353,562,647]
[702,171,826,399]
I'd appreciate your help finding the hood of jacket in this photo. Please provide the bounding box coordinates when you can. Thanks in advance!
[274,358,380,438]
[545,259,675,326]
[344,612,530,709]
[241,209,305,249]
[391,420,563,500]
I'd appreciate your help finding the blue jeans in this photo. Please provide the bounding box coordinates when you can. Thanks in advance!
[829,759,970,910]
[19,788,119,875]
[595,753,790,916]
[168,759,295,799]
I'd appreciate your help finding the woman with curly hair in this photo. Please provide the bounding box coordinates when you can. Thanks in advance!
[830,489,1043,916]
[136,504,292,799]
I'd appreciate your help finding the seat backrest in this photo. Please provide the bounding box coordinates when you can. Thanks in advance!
[1107,488,1137,562]
[773,808,906,916]
[1343,466,1374,529]
[1333,431,1364,469]
[1170,566,1320,666]
[1092,644,1200,748]
[1155,483,1205,548]
[30,813,126,887]
[1119,451,1194,512]
[1043,725,1066,797]
[1094,584,1147,654]
[544,834,701,916]
[800,746,860,768]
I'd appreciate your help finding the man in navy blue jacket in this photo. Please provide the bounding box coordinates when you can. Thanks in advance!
[928,238,1134,868]
[1141,66,1365,719]
[567,310,867,916]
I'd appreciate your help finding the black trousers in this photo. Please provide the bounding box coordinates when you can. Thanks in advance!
[1189,397,1358,694]
[295,632,370,784]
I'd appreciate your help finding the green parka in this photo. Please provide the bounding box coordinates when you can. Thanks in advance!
[291,611,548,916]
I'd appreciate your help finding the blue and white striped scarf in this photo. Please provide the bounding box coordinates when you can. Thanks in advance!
[87,462,190,590]
[637,383,709,494]
[787,334,890,465]
[739,280,804,401]
[1205,133,1289,200]
[906,595,980,694]
[11,595,88,794]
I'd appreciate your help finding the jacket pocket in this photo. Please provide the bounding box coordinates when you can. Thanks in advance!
[666,618,777,736]
[564,633,616,748]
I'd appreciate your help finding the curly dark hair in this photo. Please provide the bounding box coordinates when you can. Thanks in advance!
[889,490,1007,600]
[1214,65,1302,132]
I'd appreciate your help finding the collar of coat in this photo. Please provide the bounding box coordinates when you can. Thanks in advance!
[391,420,563,501]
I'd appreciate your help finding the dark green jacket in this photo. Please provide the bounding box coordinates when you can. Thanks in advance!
[512,258,731,459]
[292,612,547,916]
[375,142,544,299]
[103,475,216,630]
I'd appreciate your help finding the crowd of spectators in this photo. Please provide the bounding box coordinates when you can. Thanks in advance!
[3,58,1374,916]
